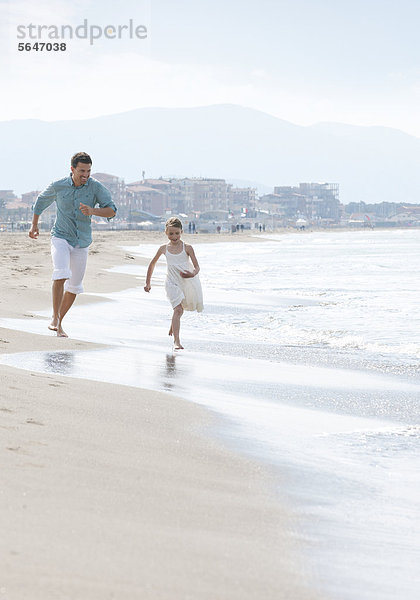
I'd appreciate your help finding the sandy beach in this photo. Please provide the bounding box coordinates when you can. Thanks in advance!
[0,231,318,600]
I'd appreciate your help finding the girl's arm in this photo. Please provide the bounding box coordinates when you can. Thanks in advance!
[144,246,165,292]
[181,245,200,278]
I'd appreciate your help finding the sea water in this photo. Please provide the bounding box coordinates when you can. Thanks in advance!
[1,228,419,599]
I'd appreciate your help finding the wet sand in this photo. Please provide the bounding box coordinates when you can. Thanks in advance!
[0,231,319,600]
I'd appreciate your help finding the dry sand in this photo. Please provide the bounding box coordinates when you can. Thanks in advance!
[0,231,319,599]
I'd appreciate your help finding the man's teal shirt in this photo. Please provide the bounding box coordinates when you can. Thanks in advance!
[33,175,117,248]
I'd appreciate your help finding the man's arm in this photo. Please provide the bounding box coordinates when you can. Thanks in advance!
[29,182,57,239]
[28,213,40,239]
[93,181,117,219]
[79,204,116,218]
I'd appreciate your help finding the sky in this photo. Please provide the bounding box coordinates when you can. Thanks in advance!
[1,0,420,137]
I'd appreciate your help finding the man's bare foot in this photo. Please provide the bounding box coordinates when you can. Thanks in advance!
[48,317,58,331]
[56,322,68,338]
[174,340,184,350]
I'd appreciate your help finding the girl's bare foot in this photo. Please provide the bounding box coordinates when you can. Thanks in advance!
[56,321,68,338]
[174,340,184,350]
[48,317,58,331]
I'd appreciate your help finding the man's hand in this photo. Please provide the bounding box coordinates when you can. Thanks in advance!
[28,226,39,239]
[79,203,93,216]
[144,284,151,292]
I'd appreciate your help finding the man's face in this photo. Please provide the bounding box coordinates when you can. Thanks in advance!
[71,162,91,186]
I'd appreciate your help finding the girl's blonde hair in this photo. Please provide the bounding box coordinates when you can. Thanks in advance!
[165,216,183,230]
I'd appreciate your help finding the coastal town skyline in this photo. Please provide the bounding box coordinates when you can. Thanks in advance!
[2,172,419,230]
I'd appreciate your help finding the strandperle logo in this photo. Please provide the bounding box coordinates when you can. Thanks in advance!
[16,19,148,46]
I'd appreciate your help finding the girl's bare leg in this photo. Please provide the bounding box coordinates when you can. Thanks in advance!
[171,304,184,349]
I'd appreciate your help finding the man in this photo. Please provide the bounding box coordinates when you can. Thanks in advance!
[29,152,117,337]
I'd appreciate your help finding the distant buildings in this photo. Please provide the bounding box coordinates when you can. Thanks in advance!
[187,178,229,213]
[21,190,40,206]
[298,183,340,221]
[104,176,252,218]
[228,186,256,212]
[163,178,230,214]
[345,201,404,220]
[0,190,17,207]
[2,178,341,223]
[1,174,420,228]
[260,183,341,223]
[126,181,168,216]
[343,201,420,227]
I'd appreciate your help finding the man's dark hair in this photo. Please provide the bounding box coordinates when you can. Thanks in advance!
[71,152,92,168]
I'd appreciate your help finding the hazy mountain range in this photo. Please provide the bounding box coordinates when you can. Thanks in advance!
[1,104,420,204]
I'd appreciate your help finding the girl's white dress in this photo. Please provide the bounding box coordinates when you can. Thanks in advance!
[165,242,203,312]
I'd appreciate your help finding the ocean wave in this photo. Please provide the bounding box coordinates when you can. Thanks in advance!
[199,314,420,361]
[275,325,420,359]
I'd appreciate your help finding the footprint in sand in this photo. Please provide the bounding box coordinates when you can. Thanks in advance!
[12,266,33,273]
[25,418,45,426]
[7,446,30,455]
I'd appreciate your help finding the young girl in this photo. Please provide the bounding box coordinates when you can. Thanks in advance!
[144,217,203,349]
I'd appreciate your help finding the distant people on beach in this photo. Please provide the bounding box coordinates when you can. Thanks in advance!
[144,217,203,350]
[29,152,117,337]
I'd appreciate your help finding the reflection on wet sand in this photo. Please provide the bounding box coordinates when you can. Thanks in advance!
[160,353,178,390]
[29,347,188,395]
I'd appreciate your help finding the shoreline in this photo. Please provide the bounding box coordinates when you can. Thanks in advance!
[0,231,319,599]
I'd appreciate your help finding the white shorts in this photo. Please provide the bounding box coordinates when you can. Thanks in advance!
[51,237,89,295]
